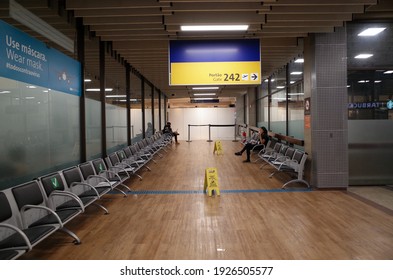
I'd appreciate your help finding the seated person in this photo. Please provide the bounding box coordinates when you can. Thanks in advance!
[235,126,269,162]
[162,121,179,144]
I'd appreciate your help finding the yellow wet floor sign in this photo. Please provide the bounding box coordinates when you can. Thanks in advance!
[204,167,220,196]
[213,140,223,155]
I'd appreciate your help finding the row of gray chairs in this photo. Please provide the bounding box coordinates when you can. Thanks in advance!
[0,131,173,260]
[256,142,310,189]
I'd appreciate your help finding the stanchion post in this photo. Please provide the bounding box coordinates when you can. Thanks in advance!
[186,124,192,142]
[232,123,238,142]
[207,124,213,142]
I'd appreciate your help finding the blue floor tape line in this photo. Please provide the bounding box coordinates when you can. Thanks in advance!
[118,188,312,195]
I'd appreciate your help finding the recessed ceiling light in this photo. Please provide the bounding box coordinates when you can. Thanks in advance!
[106,95,127,98]
[192,87,219,90]
[358,27,386,36]
[295,58,304,63]
[193,97,215,100]
[181,25,249,31]
[383,70,393,74]
[355,54,373,59]
[193,93,216,96]
[86,88,113,92]
[290,71,303,75]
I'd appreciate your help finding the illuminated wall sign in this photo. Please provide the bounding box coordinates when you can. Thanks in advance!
[169,39,261,86]
[0,19,81,96]
[348,102,391,109]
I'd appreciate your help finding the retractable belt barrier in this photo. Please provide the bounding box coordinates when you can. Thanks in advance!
[186,124,238,142]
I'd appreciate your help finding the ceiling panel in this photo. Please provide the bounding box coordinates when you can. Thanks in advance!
[1,0,392,100]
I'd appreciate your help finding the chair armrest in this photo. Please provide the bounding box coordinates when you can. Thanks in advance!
[20,204,63,228]
[48,191,85,212]
[0,223,32,251]
[98,170,125,182]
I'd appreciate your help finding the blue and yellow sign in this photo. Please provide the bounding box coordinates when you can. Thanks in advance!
[169,39,261,86]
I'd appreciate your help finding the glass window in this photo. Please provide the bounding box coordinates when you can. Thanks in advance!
[256,80,269,128]
[0,77,79,189]
[288,58,304,139]
[105,53,127,155]
[130,71,142,143]
[144,82,153,138]
[84,37,102,160]
[347,22,393,120]
[270,67,287,135]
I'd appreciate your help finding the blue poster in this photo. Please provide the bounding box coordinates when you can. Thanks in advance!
[0,19,81,96]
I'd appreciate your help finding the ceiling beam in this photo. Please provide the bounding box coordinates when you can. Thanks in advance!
[66,0,170,10]
[74,8,168,17]
[161,2,270,12]
[267,5,365,14]
[267,13,353,21]
[83,16,163,25]
[164,12,266,25]
[269,0,377,5]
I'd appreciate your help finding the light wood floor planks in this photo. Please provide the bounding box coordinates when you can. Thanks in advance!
[19,140,393,260]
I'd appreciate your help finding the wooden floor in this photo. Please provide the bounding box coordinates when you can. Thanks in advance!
[19,140,393,260]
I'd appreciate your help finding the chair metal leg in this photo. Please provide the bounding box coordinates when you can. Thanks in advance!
[59,227,81,244]
[92,202,109,215]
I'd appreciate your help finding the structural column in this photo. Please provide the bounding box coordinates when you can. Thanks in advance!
[304,26,348,189]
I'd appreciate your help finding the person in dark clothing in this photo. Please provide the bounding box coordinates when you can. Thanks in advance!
[162,121,179,144]
[235,126,269,162]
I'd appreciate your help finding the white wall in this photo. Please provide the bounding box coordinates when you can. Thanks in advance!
[168,107,237,141]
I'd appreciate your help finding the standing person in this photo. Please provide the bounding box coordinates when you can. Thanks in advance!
[235,126,269,162]
[162,121,180,144]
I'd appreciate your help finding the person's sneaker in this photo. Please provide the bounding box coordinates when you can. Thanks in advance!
[243,159,250,163]
[235,152,241,156]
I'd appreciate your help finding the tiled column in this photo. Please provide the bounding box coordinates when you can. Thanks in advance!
[304,27,348,189]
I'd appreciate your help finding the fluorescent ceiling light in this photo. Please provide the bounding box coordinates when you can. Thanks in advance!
[26,85,37,89]
[84,79,92,82]
[295,58,304,63]
[355,54,373,59]
[181,25,249,31]
[0,90,11,94]
[276,86,285,89]
[86,88,113,92]
[193,93,216,96]
[106,95,126,98]
[192,87,219,90]
[193,97,214,100]
[290,71,303,75]
[358,27,386,36]
[288,93,304,96]
[374,80,382,83]
[383,70,393,74]
[358,80,369,83]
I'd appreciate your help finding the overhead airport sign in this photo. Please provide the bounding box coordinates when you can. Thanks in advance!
[169,39,261,86]
[0,19,81,96]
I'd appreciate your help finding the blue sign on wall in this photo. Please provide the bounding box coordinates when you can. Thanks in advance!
[0,19,81,96]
